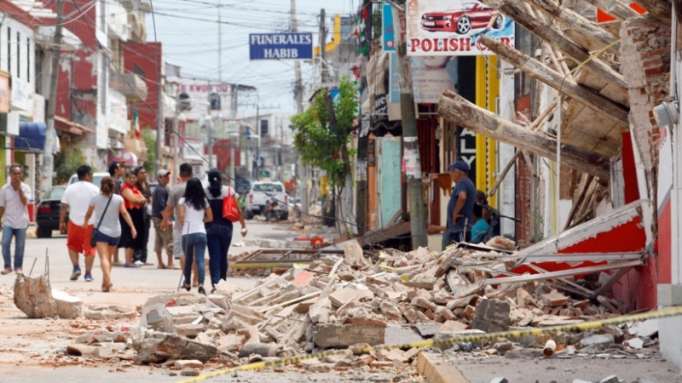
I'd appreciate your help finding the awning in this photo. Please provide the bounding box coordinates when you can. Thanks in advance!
[16,122,46,152]
[55,116,93,136]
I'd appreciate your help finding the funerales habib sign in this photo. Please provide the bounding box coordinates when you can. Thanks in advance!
[406,0,514,56]
[249,33,313,60]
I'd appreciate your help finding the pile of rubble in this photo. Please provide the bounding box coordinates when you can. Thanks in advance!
[100,237,648,375]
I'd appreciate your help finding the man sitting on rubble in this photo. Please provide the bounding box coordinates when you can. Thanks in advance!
[444,159,476,248]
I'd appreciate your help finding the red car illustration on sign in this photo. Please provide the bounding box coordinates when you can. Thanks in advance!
[420,2,504,35]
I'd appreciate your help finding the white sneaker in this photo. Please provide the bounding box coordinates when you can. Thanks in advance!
[134,260,144,267]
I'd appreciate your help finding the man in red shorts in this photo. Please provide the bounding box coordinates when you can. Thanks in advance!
[59,165,100,281]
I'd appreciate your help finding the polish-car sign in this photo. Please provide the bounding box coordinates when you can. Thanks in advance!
[406,0,514,56]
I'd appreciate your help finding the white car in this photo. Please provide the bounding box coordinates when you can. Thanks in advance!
[68,172,110,187]
[246,181,289,220]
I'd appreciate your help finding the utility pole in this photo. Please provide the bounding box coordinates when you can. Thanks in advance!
[319,8,328,84]
[291,0,308,216]
[155,60,163,176]
[396,4,427,248]
[208,0,222,171]
[41,0,63,196]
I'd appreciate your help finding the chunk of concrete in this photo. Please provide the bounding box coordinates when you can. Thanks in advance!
[134,332,218,364]
[471,299,511,333]
[625,337,644,349]
[14,274,82,319]
[599,376,620,383]
[384,325,423,346]
[238,342,278,358]
[174,360,203,369]
[580,334,615,348]
[313,323,385,349]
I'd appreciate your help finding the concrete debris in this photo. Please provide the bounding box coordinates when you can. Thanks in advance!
[490,378,509,383]
[628,320,658,338]
[599,376,621,383]
[580,334,615,348]
[14,274,82,319]
[117,241,635,370]
[625,337,644,349]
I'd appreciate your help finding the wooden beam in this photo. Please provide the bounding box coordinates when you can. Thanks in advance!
[486,0,627,89]
[636,0,672,21]
[526,0,618,48]
[479,36,629,123]
[438,90,611,179]
[483,260,643,285]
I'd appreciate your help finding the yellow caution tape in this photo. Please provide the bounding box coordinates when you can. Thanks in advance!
[178,305,682,383]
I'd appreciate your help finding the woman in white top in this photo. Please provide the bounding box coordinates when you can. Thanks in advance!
[83,177,137,292]
[177,178,213,294]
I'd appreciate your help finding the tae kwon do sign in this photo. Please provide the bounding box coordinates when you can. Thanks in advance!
[406,0,514,56]
[249,33,313,60]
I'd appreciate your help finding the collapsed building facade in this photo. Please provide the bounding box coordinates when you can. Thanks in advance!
[430,0,682,369]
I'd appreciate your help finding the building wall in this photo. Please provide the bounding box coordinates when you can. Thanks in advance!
[0,15,36,118]
[123,41,161,130]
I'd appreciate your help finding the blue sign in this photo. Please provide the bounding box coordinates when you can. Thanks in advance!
[382,1,396,52]
[249,33,313,60]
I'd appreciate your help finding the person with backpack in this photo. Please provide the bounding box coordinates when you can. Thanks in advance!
[204,170,247,293]
[83,177,137,292]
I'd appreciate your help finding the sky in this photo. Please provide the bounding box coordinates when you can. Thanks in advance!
[146,0,354,118]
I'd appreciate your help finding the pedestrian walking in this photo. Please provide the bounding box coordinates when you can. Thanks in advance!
[108,161,125,265]
[0,165,31,275]
[152,169,173,269]
[60,165,100,281]
[83,177,136,292]
[205,169,247,292]
[162,163,193,278]
[178,178,213,294]
[133,166,151,266]
[443,159,476,248]
[119,171,147,267]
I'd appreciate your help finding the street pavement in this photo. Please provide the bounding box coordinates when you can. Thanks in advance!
[0,220,309,382]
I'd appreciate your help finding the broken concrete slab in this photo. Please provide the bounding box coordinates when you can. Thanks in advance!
[134,331,218,364]
[313,323,385,349]
[329,286,374,308]
[384,325,423,346]
[416,352,471,383]
[66,344,100,357]
[628,319,658,338]
[174,359,204,369]
[471,299,511,333]
[14,274,83,319]
[625,337,644,349]
[238,342,278,358]
[580,334,615,348]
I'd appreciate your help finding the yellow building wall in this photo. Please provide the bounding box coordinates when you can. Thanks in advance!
[475,56,499,207]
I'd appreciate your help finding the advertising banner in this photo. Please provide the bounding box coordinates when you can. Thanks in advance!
[406,0,514,56]
[382,1,397,52]
[249,33,313,60]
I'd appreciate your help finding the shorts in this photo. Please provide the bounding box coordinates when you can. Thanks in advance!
[67,221,95,256]
[93,230,120,247]
[153,218,173,254]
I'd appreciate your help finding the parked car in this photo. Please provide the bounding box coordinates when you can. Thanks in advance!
[421,3,503,35]
[246,181,288,220]
[68,172,109,188]
[36,185,66,238]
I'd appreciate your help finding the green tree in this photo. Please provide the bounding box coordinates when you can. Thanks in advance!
[54,146,85,184]
[291,78,357,226]
[142,129,157,174]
